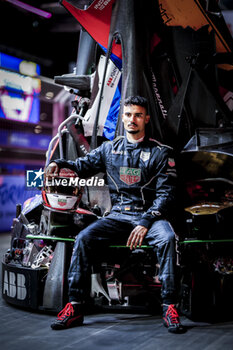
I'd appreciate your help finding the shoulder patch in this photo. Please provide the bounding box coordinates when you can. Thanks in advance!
[168,158,175,167]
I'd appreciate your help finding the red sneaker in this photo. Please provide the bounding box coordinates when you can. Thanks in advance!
[51,303,84,330]
[163,304,185,333]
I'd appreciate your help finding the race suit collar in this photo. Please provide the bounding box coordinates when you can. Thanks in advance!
[124,135,148,149]
[127,135,145,144]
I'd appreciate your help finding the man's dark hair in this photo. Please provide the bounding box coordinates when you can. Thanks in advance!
[124,96,148,114]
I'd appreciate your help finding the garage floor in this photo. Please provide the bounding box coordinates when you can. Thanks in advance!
[1,232,233,350]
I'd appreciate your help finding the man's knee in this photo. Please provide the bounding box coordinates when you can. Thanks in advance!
[74,218,107,247]
[74,225,95,247]
[148,220,176,246]
[165,226,176,244]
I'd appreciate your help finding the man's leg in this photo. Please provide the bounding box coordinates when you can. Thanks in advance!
[68,216,132,303]
[51,215,133,330]
[145,219,184,333]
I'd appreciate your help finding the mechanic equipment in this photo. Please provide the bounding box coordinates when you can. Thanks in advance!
[91,273,112,303]
[179,129,233,320]
[31,245,54,269]
[22,242,39,267]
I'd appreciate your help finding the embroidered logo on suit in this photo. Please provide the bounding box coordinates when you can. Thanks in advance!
[119,167,141,185]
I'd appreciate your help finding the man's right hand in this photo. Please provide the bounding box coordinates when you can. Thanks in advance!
[45,162,59,180]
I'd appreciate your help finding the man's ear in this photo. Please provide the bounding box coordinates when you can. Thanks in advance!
[145,114,150,124]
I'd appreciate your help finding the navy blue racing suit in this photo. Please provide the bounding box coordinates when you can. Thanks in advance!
[54,136,178,304]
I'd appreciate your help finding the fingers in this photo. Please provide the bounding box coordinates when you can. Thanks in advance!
[126,230,135,249]
[138,233,144,248]
[130,230,139,250]
[126,226,148,250]
[45,162,59,180]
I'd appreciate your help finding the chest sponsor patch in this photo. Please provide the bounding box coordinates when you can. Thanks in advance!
[140,151,151,162]
[120,167,141,185]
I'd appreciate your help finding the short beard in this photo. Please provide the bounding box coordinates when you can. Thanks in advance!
[127,130,139,134]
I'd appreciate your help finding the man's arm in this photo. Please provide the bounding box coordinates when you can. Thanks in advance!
[127,147,177,250]
[138,147,177,229]
[45,142,108,178]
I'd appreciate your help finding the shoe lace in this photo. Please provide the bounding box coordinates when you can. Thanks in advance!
[57,303,74,320]
[166,304,180,324]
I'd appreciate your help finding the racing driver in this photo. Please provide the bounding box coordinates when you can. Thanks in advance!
[46,95,184,333]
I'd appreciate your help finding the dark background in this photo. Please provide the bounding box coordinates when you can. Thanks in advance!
[0,0,88,78]
[0,0,233,79]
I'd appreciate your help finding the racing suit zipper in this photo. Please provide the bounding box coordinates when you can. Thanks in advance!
[140,175,157,205]
[106,171,119,193]
[107,171,124,212]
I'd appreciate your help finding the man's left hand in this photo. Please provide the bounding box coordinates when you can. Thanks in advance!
[126,225,148,250]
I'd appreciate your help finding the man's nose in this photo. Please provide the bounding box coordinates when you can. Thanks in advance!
[130,114,136,121]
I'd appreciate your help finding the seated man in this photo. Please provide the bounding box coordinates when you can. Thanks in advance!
[46,95,184,333]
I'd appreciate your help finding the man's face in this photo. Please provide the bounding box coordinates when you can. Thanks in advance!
[122,104,150,137]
